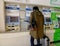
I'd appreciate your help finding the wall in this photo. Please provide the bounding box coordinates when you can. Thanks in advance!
[5,0,60,7]
[0,0,5,32]
[27,0,51,6]
[4,0,52,6]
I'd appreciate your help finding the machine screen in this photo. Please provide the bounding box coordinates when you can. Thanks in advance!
[44,17,52,24]
[46,17,51,22]
[58,17,60,28]
[10,16,19,22]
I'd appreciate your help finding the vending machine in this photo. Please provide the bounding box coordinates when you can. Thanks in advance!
[42,7,55,42]
[51,12,60,42]
[5,4,20,32]
[42,8,52,30]
[25,6,32,22]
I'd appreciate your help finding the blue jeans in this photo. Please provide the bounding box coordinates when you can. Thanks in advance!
[30,36,40,46]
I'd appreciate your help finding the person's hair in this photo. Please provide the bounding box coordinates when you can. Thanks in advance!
[33,6,39,11]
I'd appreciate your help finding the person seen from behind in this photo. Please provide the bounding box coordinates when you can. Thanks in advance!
[30,6,44,46]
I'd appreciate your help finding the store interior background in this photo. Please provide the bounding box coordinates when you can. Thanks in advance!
[0,0,60,46]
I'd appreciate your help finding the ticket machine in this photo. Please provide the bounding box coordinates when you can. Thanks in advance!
[42,9,52,30]
[44,17,52,30]
[5,4,20,32]
[6,16,20,32]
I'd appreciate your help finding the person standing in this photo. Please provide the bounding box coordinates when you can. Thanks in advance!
[30,6,44,46]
